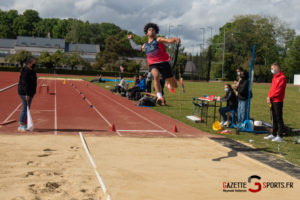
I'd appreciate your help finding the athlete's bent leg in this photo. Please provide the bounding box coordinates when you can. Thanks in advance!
[166,77,178,88]
[151,68,162,94]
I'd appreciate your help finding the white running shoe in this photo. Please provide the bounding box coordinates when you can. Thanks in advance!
[156,97,166,106]
[264,134,275,140]
[220,121,225,126]
[223,121,229,126]
[18,125,27,132]
[272,136,283,143]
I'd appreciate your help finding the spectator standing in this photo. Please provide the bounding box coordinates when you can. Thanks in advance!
[17,57,37,132]
[264,63,287,142]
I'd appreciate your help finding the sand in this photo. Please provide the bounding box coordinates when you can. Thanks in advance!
[0,134,299,200]
[0,135,105,200]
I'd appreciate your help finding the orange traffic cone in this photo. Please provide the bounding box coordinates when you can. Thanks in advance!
[111,123,116,132]
[172,125,178,133]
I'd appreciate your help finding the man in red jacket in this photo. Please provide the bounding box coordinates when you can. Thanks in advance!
[264,63,286,142]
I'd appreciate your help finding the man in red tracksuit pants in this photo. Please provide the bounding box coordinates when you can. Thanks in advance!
[264,63,287,142]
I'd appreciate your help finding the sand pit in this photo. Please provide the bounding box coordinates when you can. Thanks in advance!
[86,136,299,200]
[0,134,299,200]
[0,135,105,200]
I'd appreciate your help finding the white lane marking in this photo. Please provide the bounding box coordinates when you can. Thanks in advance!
[117,130,167,132]
[72,85,122,136]
[90,85,177,137]
[79,132,111,200]
[54,78,57,135]
[1,103,22,124]
[1,80,46,127]
[16,109,55,112]
[0,82,18,92]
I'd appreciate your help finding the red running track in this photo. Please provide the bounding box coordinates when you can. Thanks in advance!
[0,72,19,89]
[0,72,217,138]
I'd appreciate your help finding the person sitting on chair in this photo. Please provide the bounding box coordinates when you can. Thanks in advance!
[114,76,128,94]
[216,84,238,126]
[129,74,146,100]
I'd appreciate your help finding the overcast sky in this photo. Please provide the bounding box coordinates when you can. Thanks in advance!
[1,0,299,53]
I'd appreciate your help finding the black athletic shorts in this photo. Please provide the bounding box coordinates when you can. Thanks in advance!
[149,62,173,79]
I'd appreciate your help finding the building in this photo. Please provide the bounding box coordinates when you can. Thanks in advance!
[183,60,199,75]
[0,39,16,65]
[0,36,100,69]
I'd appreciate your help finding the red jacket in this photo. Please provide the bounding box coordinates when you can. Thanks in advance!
[268,71,286,102]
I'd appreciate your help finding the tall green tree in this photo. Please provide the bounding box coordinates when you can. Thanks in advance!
[13,9,41,36]
[34,18,59,37]
[0,9,18,38]
[52,19,73,38]
[284,36,300,82]
[211,15,295,81]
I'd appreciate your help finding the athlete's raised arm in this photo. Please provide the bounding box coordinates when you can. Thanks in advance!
[128,35,144,52]
[157,37,181,44]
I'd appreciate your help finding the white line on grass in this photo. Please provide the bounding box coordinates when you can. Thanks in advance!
[0,82,18,92]
[79,132,111,200]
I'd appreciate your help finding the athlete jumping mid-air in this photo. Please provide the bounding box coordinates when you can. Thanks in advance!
[128,22,180,106]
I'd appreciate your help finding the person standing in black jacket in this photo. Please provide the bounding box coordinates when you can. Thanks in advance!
[236,71,250,125]
[17,57,37,131]
[217,84,238,126]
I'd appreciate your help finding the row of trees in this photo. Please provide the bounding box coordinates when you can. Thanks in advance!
[5,50,91,70]
[0,9,188,73]
[0,9,123,51]
[207,15,300,82]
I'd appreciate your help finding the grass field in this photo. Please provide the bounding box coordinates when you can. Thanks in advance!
[63,76,300,166]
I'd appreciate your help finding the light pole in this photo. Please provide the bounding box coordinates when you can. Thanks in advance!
[176,25,182,37]
[168,24,174,38]
[222,26,226,80]
[207,26,213,44]
[199,28,205,49]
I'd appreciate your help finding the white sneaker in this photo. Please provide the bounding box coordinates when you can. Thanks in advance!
[18,125,27,132]
[264,135,275,140]
[220,121,225,126]
[272,136,283,143]
[224,121,229,126]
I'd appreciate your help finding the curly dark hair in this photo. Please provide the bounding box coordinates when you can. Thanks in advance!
[144,23,159,35]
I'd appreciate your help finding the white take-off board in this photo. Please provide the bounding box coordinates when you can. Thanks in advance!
[294,75,300,86]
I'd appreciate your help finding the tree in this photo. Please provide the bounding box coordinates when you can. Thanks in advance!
[0,9,18,38]
[5,50,32,67]
[284,36,300,82]
[52,19,72,38]
[34,18,59,37]
[37,51,54,68]
[51,50,65,69]
[211,15,296,81]
[95,34,132,70]
[13,9,41,36]
[65,20,89,43]
[65,53,85,71]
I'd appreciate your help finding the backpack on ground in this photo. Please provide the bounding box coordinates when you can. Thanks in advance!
[138,96,156,107]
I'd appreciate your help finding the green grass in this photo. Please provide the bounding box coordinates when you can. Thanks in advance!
[82,77,300,166]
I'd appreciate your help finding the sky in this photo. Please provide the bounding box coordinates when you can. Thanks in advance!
[0,0,299,53]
